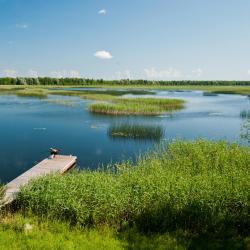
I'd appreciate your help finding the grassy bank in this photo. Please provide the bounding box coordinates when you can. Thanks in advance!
[6,140,248,249]
[89,98,185,115]
[2,213,235,250]
[0,84,250,97]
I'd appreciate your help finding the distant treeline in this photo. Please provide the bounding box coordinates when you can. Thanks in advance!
[0,77,250,86]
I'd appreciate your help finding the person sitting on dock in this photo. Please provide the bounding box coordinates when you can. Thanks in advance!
[50,148,59,159]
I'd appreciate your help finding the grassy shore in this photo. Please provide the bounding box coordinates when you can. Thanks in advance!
[0,140,247,249]
[89,98,185,115]
[0,84,250,97]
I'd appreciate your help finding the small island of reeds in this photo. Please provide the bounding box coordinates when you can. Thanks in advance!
[89,98,185,116]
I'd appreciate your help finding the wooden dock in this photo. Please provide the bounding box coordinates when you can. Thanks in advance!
[2,155,77,205]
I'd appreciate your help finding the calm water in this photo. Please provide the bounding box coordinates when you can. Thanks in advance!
[0,89,249,183]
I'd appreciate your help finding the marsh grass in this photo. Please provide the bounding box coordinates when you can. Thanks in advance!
[49,90,117,101]
[108,123,164,141]
[0,87,48,98]
[89,98,185,115]
[0,185,5,201]
[1,84,250,96]
[241,118,250,143]
[17,140,250,236]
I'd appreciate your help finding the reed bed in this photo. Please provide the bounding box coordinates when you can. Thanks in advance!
[0,185,4,201]
[17,140,250,235]
[0,88,48,98]
[89,98,185,115]
[108,123,164,141]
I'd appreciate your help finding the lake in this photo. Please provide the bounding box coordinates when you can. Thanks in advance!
[0,89,249,183]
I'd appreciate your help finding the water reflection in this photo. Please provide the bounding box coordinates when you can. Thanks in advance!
[240,110,250,119]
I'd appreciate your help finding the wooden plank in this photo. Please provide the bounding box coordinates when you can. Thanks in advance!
[2,155,77,205]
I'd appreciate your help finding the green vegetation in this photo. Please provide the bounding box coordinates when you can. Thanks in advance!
[0,185,4,201]
[0,83,250,97]
[0,214,198,250]
[0,86,154,101]
[0,140,249,249]
[89,98,185,115]
[0,214,124,250]
[0,86,48,98]
[10,140,249,249]
[17,140,250,231]
[241,118,250,143]
[1,77,250,87]
[108,123,164,141]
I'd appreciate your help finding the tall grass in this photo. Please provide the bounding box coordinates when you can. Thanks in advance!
[0,185,5,201]
[17,140,250,235]
[108,123,164,141]
[89,98,185,115]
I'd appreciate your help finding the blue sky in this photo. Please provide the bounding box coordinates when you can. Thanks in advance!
[0,0,250,80]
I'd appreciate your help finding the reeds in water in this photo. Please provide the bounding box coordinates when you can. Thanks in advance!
[108,123,164,141]
[89,98,185,116]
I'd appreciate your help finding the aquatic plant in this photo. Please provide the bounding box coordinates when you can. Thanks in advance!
[89,98,185,116]
[0,185,5,201]
[241,118,250,143]
[108,123,164,141]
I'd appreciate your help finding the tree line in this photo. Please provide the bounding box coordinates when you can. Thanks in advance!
[0,77,250,86]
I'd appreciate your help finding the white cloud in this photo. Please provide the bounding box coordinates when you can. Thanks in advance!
[69,70,81,78]
[144,67,182,79]
[28,69,38,78]
[50,70,81,78]
[98,9,107,15]
[185,68,203,79]
[191,68,203,78]
[113,70,132,79]
[247,69,250,75]
[94,50,113,60]
[16,23,28,29]
[2,69,18,78]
